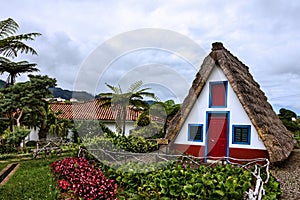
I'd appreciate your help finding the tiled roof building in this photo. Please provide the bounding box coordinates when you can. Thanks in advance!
[50,99,140,121]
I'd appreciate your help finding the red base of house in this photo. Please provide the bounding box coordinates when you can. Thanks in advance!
[173,144,205,157]
[172,144,269,162]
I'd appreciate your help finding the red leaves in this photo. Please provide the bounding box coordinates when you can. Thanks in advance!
[58,179,70,190]
[51,157,117,200]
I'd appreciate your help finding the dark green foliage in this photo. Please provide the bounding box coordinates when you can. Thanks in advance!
[1,126,30,147]
[278,108,297,121]
[0,118,9,134]
[25,140,37,147]
[111,135,158,153]
[0,75,56,130]
[278,108,300,148]
[96,160,281,199]
[136,111,150,127]
[131,122,164,139]
[77,122,159,153]
[262,175,282,199]
[0,145,17,154]
[0,57,39,85]
[131,110,164,139]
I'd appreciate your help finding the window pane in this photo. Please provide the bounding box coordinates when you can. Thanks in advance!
[189,125,202,141]
[211,82,227,107]
[233,126,250,144]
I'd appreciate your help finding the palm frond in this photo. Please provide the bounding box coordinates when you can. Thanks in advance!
[138,92,160,101]
[97,99,111,108]
[0,18,19,38]
[0,56,10,62]
[128,80,143,92]
[0,58,38,84]
[105,83,122,94]
[0,39,39,57]
[11,33,42,41]
[97,92,113,98]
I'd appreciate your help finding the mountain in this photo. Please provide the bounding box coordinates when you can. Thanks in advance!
[49,87,94,101]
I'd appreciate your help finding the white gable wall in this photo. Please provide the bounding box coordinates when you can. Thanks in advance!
[175,66,266,150]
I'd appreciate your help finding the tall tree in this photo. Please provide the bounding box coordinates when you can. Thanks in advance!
[98,80,157,136]
[0,18,41,58]
[0,57,39,85]
[0,75,56,135]
[30,104,71,139]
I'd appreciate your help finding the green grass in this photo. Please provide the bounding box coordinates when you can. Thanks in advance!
[0,157,65,200]
[0,162,9,171]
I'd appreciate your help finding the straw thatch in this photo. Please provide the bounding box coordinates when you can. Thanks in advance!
[166,42,296,163]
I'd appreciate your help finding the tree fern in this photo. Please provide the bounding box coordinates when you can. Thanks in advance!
[0,18,41,58]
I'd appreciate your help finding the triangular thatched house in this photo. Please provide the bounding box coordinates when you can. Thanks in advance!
[166,42,295,163]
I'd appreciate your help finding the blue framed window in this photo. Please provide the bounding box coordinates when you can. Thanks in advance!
[209,81,228,108]
[188,124,203,142]
[232,125,251,145]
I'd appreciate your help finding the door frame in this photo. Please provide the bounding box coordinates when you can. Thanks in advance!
[204,111,230,162]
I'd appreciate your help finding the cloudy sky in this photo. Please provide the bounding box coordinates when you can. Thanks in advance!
[1,0,300,114]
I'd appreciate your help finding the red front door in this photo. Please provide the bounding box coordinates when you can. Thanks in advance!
[207,113,228,158]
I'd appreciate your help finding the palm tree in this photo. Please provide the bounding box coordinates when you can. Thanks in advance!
[0,18,41,58]
[0,57,39,85]
[98,80,158,136]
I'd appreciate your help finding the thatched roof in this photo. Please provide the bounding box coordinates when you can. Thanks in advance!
[166,42,296,163]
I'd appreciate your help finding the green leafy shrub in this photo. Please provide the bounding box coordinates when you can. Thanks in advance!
[82,130,158,154]
[131,122,164,139]
[1,126,30,147]
[97,160,281,199]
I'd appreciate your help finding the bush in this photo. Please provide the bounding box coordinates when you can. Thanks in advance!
[0,145,17,154]
[131,122,164,139]
[51,157,117,200]
[99,160,281,199]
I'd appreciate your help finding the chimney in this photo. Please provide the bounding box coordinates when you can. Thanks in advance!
[212,42,224,50]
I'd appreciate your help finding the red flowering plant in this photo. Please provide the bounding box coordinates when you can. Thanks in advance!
[58,179,70,191]
[51,157,117,200]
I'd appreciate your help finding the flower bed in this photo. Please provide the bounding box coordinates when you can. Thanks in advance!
[51,157,117,200]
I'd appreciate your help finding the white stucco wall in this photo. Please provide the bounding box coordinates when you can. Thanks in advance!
[26,128,39,141]
[104,121,135,136]
[175,66,266,150]
[25,121,135,142]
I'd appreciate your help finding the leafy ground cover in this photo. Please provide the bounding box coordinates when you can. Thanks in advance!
[49,155,281,200]
[100,160,281,200]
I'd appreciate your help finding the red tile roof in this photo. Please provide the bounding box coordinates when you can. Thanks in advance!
[50,100,140,121]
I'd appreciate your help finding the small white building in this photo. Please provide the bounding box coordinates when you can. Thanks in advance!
[50,99,139,136]
[166,42,295,163]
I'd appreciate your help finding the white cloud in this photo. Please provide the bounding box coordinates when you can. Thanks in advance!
[1,0,300,113]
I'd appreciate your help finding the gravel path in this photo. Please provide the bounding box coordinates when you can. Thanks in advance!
[271,149,300,199]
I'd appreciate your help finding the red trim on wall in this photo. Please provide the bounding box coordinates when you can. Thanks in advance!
[172,145,268,163]
[229,148,269,161]
[173,144,205,157]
